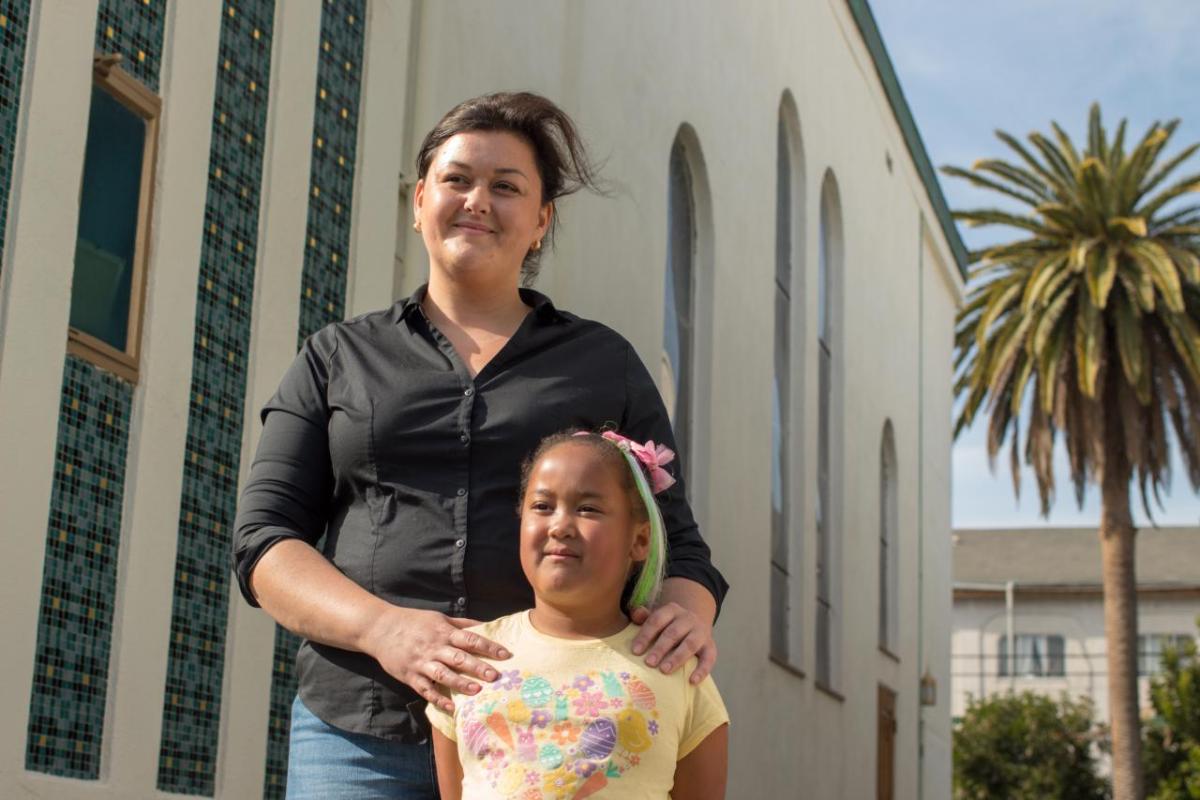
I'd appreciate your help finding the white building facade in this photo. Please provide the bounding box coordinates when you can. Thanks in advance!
[0,1,964,797]
[952,528,1200,724]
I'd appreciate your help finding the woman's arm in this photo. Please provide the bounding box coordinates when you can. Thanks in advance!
[619,339,728,682]
[250,539,508,712]
[431,728,464,800]
[234,333,509,709]
[672,723,729,799]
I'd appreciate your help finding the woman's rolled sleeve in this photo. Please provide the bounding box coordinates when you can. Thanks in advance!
[232,331,336,607]
[620,341,729,615]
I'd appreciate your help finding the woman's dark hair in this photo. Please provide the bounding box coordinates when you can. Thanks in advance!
[415,92,603,285]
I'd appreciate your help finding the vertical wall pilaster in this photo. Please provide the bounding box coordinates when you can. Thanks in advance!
[105,0,223,795]
[220,0,320,795]
[0,0,98,785]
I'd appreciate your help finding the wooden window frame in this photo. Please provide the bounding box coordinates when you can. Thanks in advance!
[66,54,161,384]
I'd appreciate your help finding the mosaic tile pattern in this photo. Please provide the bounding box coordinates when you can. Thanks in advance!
[263,636,298,799]
[265,4,365,796]
[296,0,365,347]
[156,1,275,795]
[25,0,165,780]
[95,0,167,93]
[25,356,133,779]
[0,0,32,280]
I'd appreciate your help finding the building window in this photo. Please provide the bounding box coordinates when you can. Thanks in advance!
[1138,634,1194,676]
[998,634,1065,677]
[662,136,695,482]
[879,421,898,652]
[67,55,160,383]
[771,110,794,665]
[815,172,842,688]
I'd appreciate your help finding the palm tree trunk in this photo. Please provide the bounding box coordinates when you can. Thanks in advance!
[1099,465,1142,800]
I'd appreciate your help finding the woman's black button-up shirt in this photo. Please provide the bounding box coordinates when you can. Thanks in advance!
[231,286,728,741]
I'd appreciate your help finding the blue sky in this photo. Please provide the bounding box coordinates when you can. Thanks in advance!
[870,0,1200,528]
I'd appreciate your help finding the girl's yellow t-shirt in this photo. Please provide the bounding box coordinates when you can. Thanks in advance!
[425,610,728,799]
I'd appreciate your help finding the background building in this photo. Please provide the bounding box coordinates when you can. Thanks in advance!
[952,527,1200,723]
[0,1,964,797]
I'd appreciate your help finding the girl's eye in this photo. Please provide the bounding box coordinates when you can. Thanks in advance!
[530,501,551,511]
[579,504,603,514]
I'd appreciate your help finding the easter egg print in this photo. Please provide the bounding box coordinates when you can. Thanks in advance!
[580,718,617,760]
[539,743,563,770]
[521,676,554,708]
[626,677,656,710]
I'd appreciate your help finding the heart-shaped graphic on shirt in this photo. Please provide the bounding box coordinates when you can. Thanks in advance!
[458,669,661,799]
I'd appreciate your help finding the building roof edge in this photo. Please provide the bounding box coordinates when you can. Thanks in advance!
[845,0,969,277]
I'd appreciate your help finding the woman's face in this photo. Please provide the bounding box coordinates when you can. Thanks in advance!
[414,130,552,284]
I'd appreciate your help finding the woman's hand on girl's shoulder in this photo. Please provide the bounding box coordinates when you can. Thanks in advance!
[359,606,511,712]
[628,598,716,685]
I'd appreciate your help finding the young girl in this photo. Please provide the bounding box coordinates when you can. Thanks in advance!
[426,430,729,799]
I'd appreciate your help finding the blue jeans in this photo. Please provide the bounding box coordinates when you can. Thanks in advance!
[286,695,440,799]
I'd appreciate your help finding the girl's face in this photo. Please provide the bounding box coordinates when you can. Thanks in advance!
[413,130,552,284]
[519,442,650,612]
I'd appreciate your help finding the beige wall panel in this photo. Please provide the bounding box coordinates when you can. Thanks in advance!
[346,0,414,317]
[221,0,322,796]
[0,1,99,791]
[104,2,224,796]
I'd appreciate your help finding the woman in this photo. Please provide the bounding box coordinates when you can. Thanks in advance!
[233,92,727,799]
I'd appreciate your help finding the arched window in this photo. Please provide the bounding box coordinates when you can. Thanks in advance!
[661,127,713,502]
[880,421,899,652]
[771,95,804,670]
[662,138,694,481]
[816,171,843,687]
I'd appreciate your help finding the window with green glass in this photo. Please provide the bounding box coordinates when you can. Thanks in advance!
[67,57,160,383]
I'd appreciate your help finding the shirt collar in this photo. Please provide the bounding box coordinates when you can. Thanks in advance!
[395,284,566,324]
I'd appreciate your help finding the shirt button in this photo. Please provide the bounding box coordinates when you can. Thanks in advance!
[456,597,467,607]
[456,488,466,497]
[460,433,470,444]
[455,538,465,549]
[463,387,474,397]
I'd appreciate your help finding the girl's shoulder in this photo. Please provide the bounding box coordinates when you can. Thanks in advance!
[465,611,527,646]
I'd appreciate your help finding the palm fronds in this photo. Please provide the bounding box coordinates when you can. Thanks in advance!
[947,103,1200,516]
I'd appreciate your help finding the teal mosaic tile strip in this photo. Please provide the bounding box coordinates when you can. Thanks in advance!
[95,0,167,93]
[25,355,133,779]
[262,638,297,799]
[25,0,165,780]
[156,1,275,795]
[265,4,364,796]
[0,0,32,279]
[295,0,365,347]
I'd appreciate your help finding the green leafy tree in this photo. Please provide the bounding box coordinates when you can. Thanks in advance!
[954,691,1109,799]
[947,104,1200,799]
[1144,627,1200,799]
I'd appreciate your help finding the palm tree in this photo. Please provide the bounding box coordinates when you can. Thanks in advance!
[947,103,1200,800]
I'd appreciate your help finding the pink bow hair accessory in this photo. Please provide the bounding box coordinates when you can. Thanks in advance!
[599,431,677,494]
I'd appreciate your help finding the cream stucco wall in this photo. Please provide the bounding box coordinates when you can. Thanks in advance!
[0,0,960,797]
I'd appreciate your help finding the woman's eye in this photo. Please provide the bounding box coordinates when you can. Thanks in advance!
[579,505,603,514]
[445,174,467,185]
[495,182,518,193]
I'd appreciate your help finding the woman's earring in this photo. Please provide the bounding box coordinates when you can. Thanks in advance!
[531,239,542,251]
[413,221,421,232]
